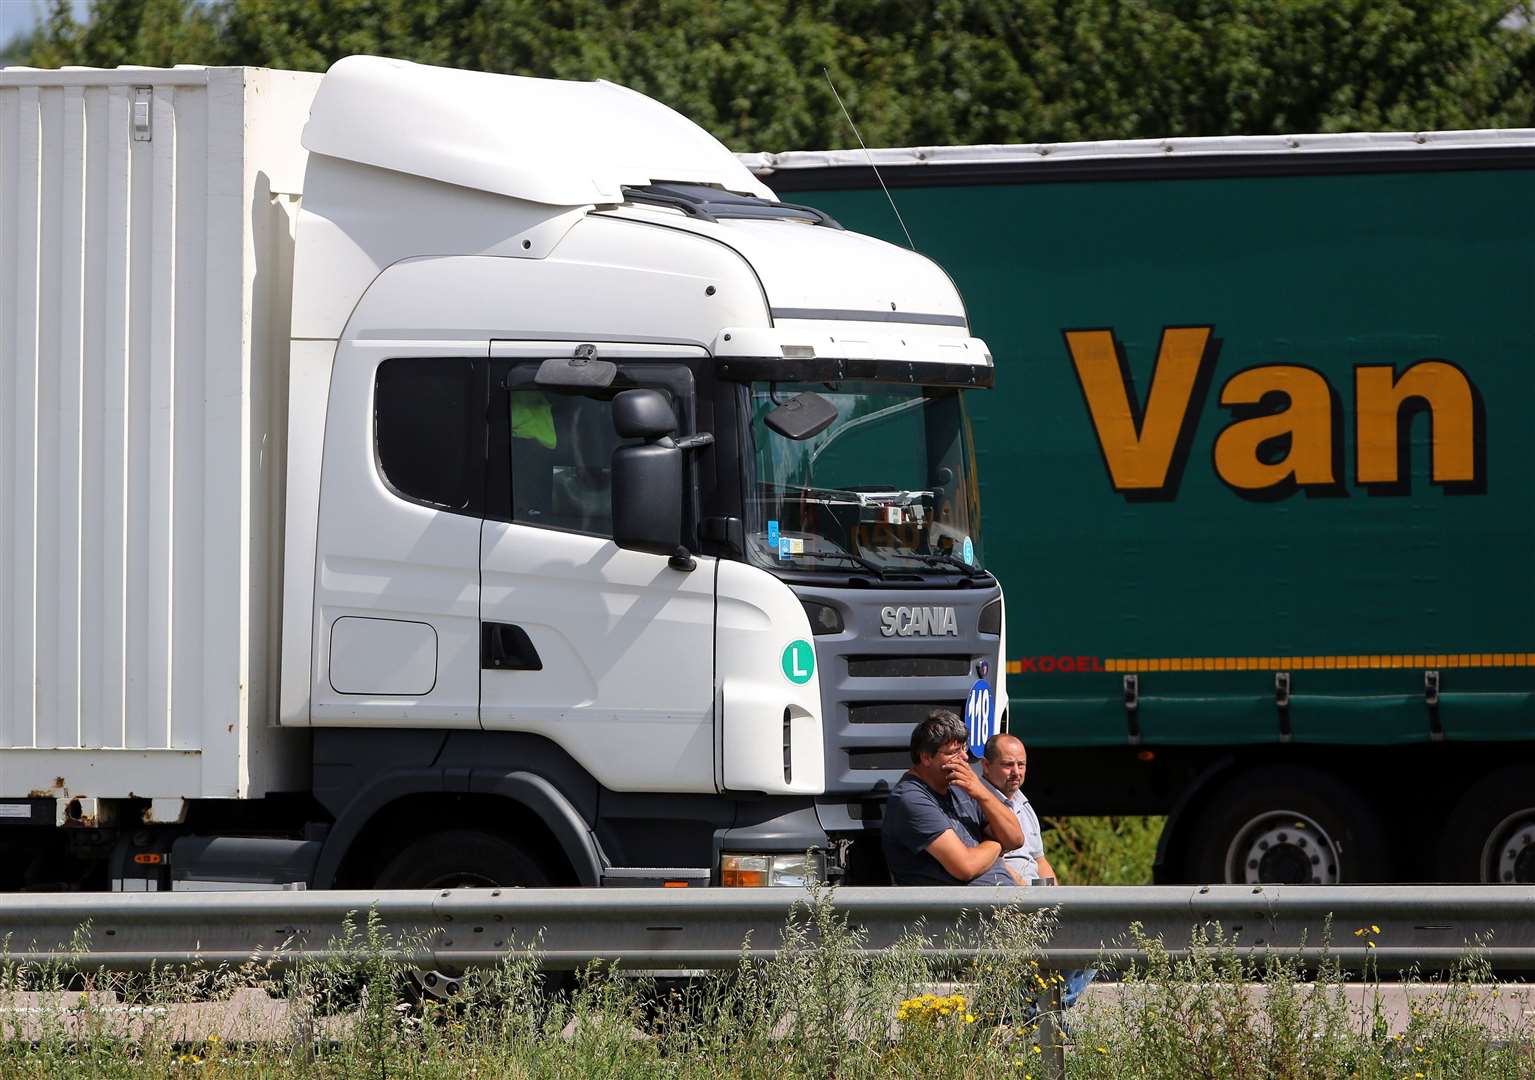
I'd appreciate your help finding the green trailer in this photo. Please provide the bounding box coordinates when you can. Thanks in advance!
[751,132,1535,885]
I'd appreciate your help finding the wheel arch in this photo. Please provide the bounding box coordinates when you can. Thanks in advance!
[313,769,604,888]
[1151,754,1238,884]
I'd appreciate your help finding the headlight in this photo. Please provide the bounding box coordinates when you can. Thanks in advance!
[720,852,820,887]
[801,600,843,635]
[978,598,1002,636]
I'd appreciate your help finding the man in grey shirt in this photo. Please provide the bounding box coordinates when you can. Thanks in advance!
[979,733,1056,885]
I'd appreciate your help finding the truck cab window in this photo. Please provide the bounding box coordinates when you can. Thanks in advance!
[374,357,480,512]
[509,389,659,536]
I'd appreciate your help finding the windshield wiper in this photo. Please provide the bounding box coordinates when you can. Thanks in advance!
[890,550,987,578]
[790,550,891,580]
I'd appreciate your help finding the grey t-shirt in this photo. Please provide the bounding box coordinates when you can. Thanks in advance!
[882,772,1014,886]
[983,778,1046,881]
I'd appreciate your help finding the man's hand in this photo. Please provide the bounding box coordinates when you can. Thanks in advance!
[943,759,985,798]
[947,761,1025,851]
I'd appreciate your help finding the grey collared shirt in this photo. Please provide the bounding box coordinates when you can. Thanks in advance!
[983,779,1045,882]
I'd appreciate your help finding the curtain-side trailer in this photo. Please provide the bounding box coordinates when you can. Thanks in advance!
[752,132,1535,884]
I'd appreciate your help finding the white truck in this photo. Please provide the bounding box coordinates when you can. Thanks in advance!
[0,56,1003,891]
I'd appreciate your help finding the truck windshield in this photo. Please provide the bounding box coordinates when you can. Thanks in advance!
[746,381,984,577]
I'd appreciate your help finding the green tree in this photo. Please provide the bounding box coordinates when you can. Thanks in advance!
[21,0,1535,148]
[26,0,220,69]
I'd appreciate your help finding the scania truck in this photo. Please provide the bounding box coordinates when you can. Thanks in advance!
[749,130,1535,884]
[0,57,1003,892]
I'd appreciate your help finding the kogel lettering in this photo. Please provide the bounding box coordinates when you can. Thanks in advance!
[1013,656,1106,674]
[878,606,959,637]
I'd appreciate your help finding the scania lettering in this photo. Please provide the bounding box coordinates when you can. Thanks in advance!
[755,129,1535,885]
[879,606,960,638]
[0,58,1002,892]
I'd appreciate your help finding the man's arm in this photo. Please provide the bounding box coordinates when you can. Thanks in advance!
[944,764,1025,851]
[1036,855,1057,882]
[926,829,1005,882]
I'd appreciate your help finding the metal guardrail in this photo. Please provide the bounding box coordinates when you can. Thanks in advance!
[2,885,1532,974]
[2,884,1528,1080]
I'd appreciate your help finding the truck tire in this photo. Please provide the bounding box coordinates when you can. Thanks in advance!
[1182,767,1389,884]
[1438,766,1535,883]
[374,829,551,889]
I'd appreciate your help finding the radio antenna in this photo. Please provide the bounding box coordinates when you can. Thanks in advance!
[823,67,914,251]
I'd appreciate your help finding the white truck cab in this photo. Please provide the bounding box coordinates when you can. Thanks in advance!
[0,56,1002,890]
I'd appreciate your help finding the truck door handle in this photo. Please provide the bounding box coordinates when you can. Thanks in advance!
[481,622,543,671]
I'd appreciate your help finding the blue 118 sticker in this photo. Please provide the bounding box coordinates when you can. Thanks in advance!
[965,679,994,759]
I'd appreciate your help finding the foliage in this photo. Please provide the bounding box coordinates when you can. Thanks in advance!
[0,894,1532,1078]
[1045,815,1165,886]
[19,0,1535,149]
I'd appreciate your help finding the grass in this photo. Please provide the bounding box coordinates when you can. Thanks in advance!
[0,896,1527,1079]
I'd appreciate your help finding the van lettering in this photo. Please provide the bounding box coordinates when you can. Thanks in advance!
[1065,325,1216,496]
[1214,364,1340,496]
[1355,361,1480,489]
[1069,327,1483,499]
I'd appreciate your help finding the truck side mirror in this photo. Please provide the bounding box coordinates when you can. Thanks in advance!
[611,389,684,557]
[613,387,676,439]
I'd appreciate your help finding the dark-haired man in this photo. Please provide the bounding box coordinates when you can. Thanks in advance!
[882,709,1024,886]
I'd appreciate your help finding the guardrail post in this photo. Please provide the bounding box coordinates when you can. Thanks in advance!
[1038,973,1065,1080]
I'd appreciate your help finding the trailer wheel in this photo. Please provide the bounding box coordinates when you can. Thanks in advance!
[1182,767,1389,884]
[1438,766,1535,883]
[374,829,551,889]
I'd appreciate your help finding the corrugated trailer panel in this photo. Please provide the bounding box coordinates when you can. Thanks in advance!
[0,68,317,801]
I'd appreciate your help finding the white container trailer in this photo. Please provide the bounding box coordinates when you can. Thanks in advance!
[0,67,317,817]
[0,57,1003,892]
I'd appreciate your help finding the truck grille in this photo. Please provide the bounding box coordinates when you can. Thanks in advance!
[847,701,965,726]
[792,582,1003,795]
[845,655,972,678]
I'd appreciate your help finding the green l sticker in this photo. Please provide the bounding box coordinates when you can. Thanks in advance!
[781,640,815,685]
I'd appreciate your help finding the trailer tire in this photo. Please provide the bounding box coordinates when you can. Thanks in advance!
[1182,767,1389,884]
[374,829,551,889]
[1438,766,1535,883]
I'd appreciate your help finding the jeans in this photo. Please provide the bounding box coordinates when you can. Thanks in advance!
[1061,967,1097,1009]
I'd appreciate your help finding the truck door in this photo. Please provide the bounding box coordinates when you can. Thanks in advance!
[479,349,716,793]
[310,341,486,728]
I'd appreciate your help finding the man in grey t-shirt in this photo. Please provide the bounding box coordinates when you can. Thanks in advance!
[882,710,1023,886]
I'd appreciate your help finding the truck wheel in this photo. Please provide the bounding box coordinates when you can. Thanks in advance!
[374,829,551,889]
[1182,767,1389,884]
[1438,766,1535,882]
